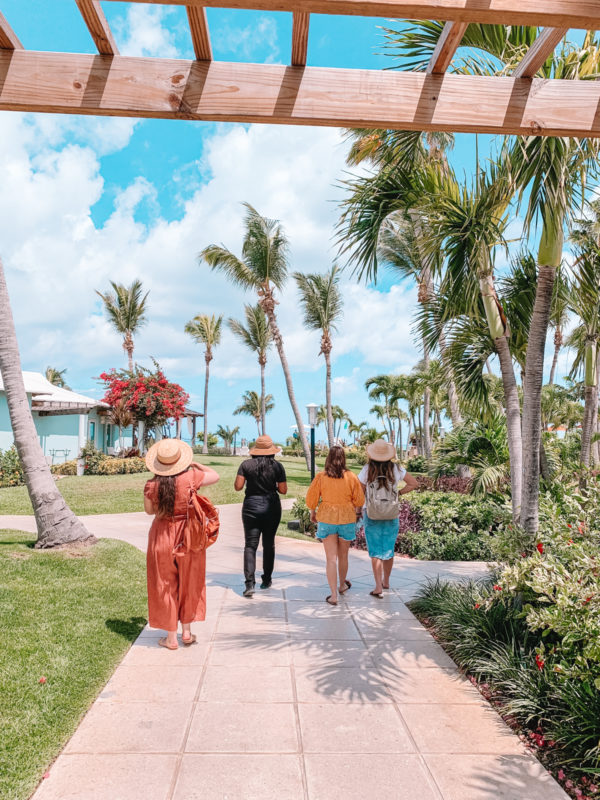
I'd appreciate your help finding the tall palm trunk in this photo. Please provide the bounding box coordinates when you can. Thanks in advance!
[422,341,432,459]
[548,328,562,386]
[580,338,598,470]
[202,354,211,455]
[124,332,134,372]
[397,420,403,461]
[417,406,423,455]
[260,289,310,468]
[323,343,334,448]
[521,258,562,535]
[0,258,95,549]
[479,274,523,518]
[438,330,463,427]
[259,357,266,435]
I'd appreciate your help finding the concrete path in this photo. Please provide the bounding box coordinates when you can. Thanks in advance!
[3,507,568,800]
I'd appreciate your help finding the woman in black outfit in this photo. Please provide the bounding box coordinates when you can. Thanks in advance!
[234,435,287,597]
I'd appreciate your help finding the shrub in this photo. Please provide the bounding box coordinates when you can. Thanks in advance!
[291,498,316,536]
[51,460,77,476]
[96,457,147,475]
[346,448,367,466]
[80,440,104,475]
[407,455,428,473]
[0,446,24,488]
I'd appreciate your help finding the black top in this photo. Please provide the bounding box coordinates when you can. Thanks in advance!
[237,457,287,498]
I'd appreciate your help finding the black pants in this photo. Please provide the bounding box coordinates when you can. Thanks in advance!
[242,494,282,586]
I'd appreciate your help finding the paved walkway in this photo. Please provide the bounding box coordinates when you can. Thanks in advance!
[3,507,568,800]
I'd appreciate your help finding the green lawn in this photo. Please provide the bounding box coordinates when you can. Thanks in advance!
[0,455,324,516]
[0,530,147,800]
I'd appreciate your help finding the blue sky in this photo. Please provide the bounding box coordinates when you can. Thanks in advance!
[0,3,566,445]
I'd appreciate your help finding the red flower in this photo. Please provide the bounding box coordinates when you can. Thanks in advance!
[38,676,47,684]
[521,552,527,558]
[567,524,572,529]
[474,603,481,609]
[536,542,544,555]
[583,596,594,605]
[493,585,502,591]
[535,654,545,670]
[568,539,574,545]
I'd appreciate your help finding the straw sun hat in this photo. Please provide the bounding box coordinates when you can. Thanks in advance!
[366,438,397,462]
[249,435,280,456]
[145,438,194,476]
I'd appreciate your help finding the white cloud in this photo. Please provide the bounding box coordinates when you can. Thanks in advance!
[116,4,180,58]
[212,16,280,63]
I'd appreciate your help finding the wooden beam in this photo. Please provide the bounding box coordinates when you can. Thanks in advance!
[187,6,212,60]
[3,51,600,138]
[513,27,568,78]
[426,21,467,74]
[291,12,310,66]
[105,0,600,30]
[0,11,23,50]
[75,0,118,56]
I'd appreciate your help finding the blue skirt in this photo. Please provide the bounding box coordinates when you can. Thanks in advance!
[363,515,399,560]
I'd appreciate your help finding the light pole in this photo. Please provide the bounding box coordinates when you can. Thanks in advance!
[306,403,318,481]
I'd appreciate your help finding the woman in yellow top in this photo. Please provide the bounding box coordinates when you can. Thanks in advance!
[306,446,365,605]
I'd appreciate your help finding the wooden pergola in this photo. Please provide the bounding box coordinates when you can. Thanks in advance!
[1,1,600,136]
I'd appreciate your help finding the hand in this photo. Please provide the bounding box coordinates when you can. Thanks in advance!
[355,508,363,520]
[310,511,318,524]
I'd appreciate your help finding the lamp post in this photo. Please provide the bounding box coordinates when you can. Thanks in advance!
[306,403,318,481]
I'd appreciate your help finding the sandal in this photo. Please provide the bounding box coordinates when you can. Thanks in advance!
[181,633,197,646]
[339,580,352,594]
[370,590,384,599]
[158,637,178,650]
[325,595,338,606]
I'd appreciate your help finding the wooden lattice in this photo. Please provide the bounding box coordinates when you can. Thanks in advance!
[1,1,600,136]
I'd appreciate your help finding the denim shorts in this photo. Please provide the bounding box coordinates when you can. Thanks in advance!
[316,521,357,541]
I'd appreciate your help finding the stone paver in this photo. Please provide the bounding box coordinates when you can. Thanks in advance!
[0,504,567,800]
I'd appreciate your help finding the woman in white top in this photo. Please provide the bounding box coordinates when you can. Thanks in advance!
[358,439,418,597]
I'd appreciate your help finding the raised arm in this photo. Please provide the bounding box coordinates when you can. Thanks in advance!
[399,471,419,495]
[191,462,220,487]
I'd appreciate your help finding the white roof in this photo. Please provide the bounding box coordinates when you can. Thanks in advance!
[0,371,105,408]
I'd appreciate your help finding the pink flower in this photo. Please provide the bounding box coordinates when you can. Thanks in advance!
[38,676,46,684]
[557,770,566,782]
[43,772,50,780]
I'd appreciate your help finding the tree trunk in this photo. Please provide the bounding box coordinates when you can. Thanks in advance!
[260,357,266,435]
[548,332,561,386]
[581,341,598,470]
[406,417,413,459]
[0,258,95,548]
[520,263,557,535]
[124,333,134,373]
[496,334,523,520]
[422,341,432,459]
[398,420,403,462]
[202,355,210,455]
[438,329,462,427]
[260,293,310,468]
[324,348,334,448]
[417,406,423,456]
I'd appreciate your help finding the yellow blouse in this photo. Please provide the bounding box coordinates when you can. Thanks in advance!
[305,470,365,525]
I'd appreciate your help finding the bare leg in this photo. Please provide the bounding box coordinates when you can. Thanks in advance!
[382,557,394,589]
[337,539,351,591]
[181,622,192,643]
[323,535,340,603]
[166,629,178,648]
[371,557,383,594]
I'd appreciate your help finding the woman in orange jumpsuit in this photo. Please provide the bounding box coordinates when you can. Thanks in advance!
[143,438,220,650]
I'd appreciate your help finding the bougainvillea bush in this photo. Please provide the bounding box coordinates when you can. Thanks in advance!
[99,364,189,433]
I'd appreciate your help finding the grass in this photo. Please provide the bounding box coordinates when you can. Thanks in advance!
[0,529,147,800]
[0,455,326,516]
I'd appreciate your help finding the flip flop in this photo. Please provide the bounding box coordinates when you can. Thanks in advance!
[370,590,384,599]
[181,633,197,646]
[158,637,178,650]
[339,580,352,594]
[325,595,338,606]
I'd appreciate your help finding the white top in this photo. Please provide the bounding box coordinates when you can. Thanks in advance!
[358,463,406,486]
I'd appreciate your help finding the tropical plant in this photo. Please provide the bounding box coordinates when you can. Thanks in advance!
[201,203,310,467]
[216,424,240,455]
[228,304,272,435]
[294,265,343,447]
[0,258,93,547]
[45,366,69,389]
[185,313,223,454]
[95,279,149,371]
[108,398,134,453]
[234,390,274,435]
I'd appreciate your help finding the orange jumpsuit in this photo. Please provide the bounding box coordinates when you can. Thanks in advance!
[144,467,207,630]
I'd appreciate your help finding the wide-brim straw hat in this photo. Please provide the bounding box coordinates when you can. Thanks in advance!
[249,435,279,456]
[145,438,194,476]
[366,439,397,462]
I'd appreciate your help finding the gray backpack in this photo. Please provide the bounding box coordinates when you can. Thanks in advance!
[366,472,401,520]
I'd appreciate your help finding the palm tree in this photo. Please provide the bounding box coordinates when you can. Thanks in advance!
[45,366,69,389]
[216,424,239,455]
[96,279,149,371]
[185,314,223,455]
[228,304,272,435]
[108,399,134,454]
[234,390,274,435]
[201,203,310,468]
[294,266,343,447]
[548,266,570,385]
[365,375,399,445]
[348,419,368,446]
[0,258,94,548]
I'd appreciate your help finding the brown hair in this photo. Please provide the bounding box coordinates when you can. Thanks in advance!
[367,459,396,488]
[324,445,347,479]
[155,474,177,517]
